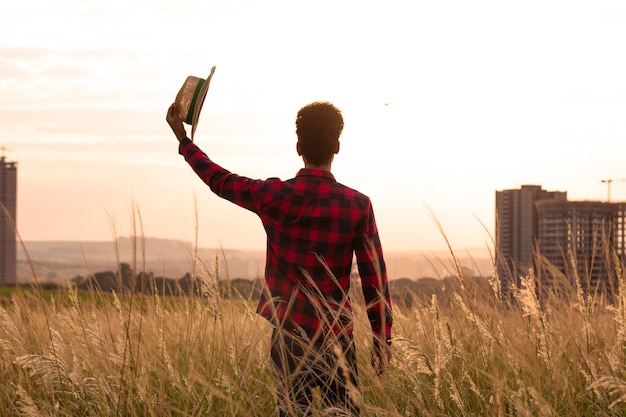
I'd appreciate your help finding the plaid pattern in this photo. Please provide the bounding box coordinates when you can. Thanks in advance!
[179,138,392,342]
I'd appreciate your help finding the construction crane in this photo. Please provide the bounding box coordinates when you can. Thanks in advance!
[601,178,626,202]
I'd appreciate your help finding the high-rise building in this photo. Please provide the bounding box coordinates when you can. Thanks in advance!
[0,154,17,286]
[535,200,626,295]
[495,185,567,293]
[496,184,626,298]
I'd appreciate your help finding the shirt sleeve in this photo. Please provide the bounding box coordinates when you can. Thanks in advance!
[178,138,264,213]
[355,201,393,344]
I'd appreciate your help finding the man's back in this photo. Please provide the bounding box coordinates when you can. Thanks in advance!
[256,168,382,337]
[178,140,389,339]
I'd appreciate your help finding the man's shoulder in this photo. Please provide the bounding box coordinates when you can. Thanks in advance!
[334,180,370,200]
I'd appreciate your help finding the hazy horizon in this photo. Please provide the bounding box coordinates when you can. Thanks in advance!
[17,237,494,283]
[18,235,493,256]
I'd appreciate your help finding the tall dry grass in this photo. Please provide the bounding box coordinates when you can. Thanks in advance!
[2,209,626,415]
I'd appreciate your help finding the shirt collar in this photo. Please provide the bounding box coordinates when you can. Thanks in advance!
[296,168,336,181]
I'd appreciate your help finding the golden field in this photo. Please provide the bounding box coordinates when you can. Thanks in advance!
[2,242,626,416]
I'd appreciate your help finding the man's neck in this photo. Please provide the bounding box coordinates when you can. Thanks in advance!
[304,161,332,171]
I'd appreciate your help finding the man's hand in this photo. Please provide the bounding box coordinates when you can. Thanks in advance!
[371,336,392,376]
[166,103,187,142]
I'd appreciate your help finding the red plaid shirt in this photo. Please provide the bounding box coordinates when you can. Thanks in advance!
[180,138,392,342]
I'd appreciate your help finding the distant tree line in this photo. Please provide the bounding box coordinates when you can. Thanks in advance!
[64,263,264,300]
[8,262,490,308]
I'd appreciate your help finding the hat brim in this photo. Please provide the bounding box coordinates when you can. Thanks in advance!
[190,66,216,141]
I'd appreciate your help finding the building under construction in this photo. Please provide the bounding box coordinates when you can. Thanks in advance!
[535,199,626,296]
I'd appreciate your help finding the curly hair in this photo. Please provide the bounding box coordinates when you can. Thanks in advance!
[295,101,344,166]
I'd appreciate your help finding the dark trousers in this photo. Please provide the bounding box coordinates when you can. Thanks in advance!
[270,328,360,417]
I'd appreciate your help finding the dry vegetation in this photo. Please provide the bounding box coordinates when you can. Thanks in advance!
[2,237,626,416]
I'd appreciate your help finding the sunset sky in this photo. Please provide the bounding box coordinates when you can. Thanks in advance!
[1,0,626,254]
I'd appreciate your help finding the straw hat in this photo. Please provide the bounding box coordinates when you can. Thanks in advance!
[175,66,216,141]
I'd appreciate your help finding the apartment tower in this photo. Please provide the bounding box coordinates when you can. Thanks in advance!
[0,154,17,285]
[495,185,567,294]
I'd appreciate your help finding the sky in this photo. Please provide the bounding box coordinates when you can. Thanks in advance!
[1,0,626,254]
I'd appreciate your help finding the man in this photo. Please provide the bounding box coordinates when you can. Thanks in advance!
[167,101,392,416]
